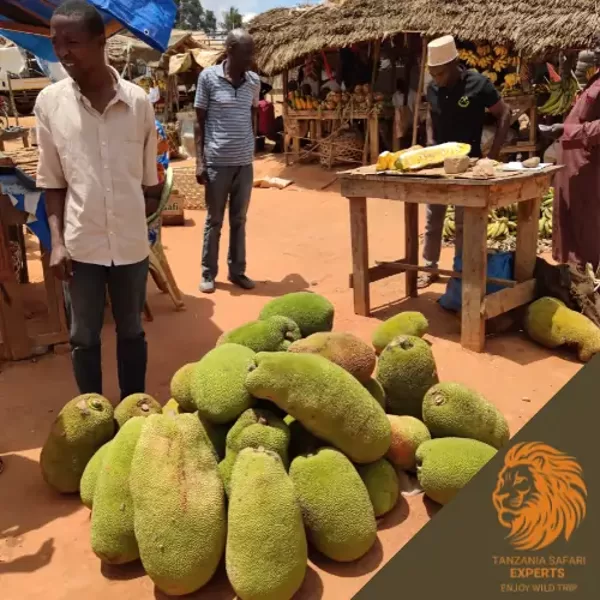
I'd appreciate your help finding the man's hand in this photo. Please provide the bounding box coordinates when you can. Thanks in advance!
[196,161,208,185]
[49,243,72,281]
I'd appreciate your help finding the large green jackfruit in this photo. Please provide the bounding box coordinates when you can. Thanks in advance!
[357,459,400,517]
[259,291,334,337]
[422,382,509,449]
[90,416,144,564]
[288,331,376,384]
[376,335,439,419]
[386,415,431,471]
[524,296,600,362]
[363,377,386,409]
[245,352,391,463]
[40,394,115,494]
[416,437,497,506]
[372,312,429,354]
[130,414,226,595]
[190,343,256,424]
[114,393,162,428]
[170,363,198,412]
[80,441,111,509]
[217,316,301,352]
[290,448,377,562]
[218,408,290,495]
[226,448,307,600]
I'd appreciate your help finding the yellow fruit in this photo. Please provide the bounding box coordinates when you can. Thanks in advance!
[395,143,471,172]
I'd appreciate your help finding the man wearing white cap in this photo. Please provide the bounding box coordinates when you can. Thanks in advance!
[418,35,511,289]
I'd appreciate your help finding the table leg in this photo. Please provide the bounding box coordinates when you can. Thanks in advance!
[349,197,370,316]
[461,207,488,352]
[369,115,379,165]
[404,203,419,298]
[515,196,541,282]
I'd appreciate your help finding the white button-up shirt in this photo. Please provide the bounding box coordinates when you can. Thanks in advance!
[34,66,159,267]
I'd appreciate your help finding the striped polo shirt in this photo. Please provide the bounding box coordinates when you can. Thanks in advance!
[194,61,260,167]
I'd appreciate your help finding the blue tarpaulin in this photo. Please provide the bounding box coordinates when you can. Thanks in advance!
[0,0,176,62]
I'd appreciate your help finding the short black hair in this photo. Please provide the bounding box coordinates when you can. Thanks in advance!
[52,0,105,38]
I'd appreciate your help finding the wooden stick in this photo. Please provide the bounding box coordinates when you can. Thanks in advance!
[412,35,428,147]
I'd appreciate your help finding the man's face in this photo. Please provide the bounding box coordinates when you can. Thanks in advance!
[229,38,255,72]
[50,15,105,80]
[429,62,453,88]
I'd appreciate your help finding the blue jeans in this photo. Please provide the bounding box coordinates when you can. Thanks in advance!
[202,164,253,280]
[63,258,149,400]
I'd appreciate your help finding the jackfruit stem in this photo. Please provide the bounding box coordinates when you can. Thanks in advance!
[257,416,268,425]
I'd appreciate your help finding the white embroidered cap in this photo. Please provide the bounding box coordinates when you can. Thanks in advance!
[427,35,459,67]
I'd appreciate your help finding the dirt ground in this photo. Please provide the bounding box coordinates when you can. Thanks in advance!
[0,151,581,600]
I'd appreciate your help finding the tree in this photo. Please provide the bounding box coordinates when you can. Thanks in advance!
[203,10,217,34]
[221,7,243,32]
[175,0,216,34]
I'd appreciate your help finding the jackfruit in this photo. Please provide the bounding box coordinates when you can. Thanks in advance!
[285,415,325,460]
[372,312,429,355]
[376,335,439,419]
[217,316,302,352]
[114,393,162,428]
[290,448,377,562]
[357,459,400,517]
[80,441,111,509]
[226,448,307,600]
[245,352,391,463]
[386,415,431,471]
[416,437,497,506]
[259,291,334,337]
[200,418,231,461]
[90,416,144,564]
[218,408,290,495]
[40,394,115,494]
[363,377,386,409]
[170,363,197,412]
[130,414,226,595]
[190,343,256,424]
[288,331,376,384]
[422,382,510,449]
[395,142,471,172]
[524,296,600,362]
[162,398,183,417]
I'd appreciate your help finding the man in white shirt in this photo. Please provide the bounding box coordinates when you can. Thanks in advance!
[36,0,159,399]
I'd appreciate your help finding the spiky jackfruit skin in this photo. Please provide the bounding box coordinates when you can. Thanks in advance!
[40,394,115,494]
[170,363,197,412]
[416,437,497,506]
[372,312,429,355]
[422,382,509,449]
[364,377,386,409]
[386,415,431,472]
[288,332,376,384]
[524,296,600,362]
[114,393,162,428]
[130,414,226,596]
[218,408,290,495]
[190,343,256,424]
[284,415,325,460]
[226,448,307,600]
[80,441,111,509]
[217,316,302,352]
[357,459,400,517]
[259,291,334,338]
[290,448,377,562]
[376,335,439,419]
[91,416,145,564]
[245,352,391,463]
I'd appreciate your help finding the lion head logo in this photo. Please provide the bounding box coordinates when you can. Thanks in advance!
[493,442,587,551]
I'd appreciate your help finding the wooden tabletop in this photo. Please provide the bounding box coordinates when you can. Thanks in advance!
[337,164,563,187]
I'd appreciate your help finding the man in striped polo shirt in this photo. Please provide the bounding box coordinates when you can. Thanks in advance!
[194,29,260,293]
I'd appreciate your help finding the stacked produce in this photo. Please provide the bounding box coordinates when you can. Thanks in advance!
[291,85,392,114]
[442,186,554,244]
[287,90,320,110]
[538,76,580,117]
[40,291,509,599]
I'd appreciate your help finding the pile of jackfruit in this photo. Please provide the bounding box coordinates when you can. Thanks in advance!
[40,291,510,599]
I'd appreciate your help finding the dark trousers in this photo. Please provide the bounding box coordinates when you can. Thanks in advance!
[63,258,149,400]
[202,164,253,281]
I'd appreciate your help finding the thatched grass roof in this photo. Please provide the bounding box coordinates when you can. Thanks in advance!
[248,0,600,75]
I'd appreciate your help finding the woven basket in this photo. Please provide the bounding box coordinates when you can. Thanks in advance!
[319,127,364,168]
[173,167,206,210]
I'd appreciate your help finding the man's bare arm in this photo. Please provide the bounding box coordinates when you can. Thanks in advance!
[195,108,207,184]
[487,99,512,160]
[45,189,72,280]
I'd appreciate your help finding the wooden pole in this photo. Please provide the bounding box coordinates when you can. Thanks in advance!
[411,35,428,147]
[6,74,19,127]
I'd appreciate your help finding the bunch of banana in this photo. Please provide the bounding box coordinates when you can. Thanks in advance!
[458,49,479,68]
[442,206,456,241]
[476,44,491,57]
[538,187,554,239]
[538,77,579,116]
[503,72,520,90]
[482,70,498,83]
[493,45,509,58]
[487,216,514,240]
[493,56,510,72]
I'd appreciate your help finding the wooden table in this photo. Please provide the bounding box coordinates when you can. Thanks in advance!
[338,165,563,353]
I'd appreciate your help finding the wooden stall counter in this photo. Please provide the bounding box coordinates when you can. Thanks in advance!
[338,163,563,353]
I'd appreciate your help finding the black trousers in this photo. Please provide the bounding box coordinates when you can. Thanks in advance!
[63,258,149,400]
